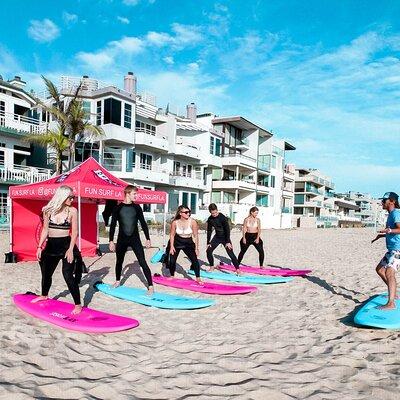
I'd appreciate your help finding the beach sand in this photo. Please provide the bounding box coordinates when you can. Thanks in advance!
[1,228,399,400]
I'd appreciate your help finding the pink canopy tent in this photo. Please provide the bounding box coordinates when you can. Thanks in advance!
[9,157,168,261]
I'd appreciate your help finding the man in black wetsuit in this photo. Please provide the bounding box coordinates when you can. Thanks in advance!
[206,203,241,274]
[109,185,154,293]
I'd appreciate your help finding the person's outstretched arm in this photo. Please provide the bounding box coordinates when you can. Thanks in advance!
[137,205,151,246]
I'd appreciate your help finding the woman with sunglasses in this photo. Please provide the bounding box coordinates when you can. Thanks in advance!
[168,205,202,283]
[33,185,82,314]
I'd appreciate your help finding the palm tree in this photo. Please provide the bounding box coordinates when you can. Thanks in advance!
[24,128,69,175]
[34,76,103,171]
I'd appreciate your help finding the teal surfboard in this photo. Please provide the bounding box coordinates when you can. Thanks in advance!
[354,294,400,329]
[188,269,293,284]
[95,282,215,310]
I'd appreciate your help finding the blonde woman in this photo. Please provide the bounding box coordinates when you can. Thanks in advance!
[238,206,265,267]
[33,185,82,314]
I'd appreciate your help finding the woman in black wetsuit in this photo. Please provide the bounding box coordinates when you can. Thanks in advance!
[109,185,153,294]
[34,185,82,314]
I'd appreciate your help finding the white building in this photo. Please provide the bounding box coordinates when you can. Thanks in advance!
[0,75,52,228]
[34,73,296,227]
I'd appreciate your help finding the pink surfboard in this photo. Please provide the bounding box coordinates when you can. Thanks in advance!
[219,263,312,277]
[152,275,257,295]
[13,293,139,333]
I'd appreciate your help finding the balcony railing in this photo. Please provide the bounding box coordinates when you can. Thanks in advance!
[0,164,52,184]
[0,112,45,135]
[171,171,202,180]
[236,137,249,147]
[272,146,284,157]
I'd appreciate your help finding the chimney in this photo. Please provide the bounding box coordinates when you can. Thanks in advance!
[186,102,197,123]
[124,72,137,95]
[8,75,26,89]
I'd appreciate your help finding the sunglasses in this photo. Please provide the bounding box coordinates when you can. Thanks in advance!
[181,210,191,214]
[67,195,75,200]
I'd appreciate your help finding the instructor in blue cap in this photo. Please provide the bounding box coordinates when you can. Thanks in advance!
[372,192,400,309]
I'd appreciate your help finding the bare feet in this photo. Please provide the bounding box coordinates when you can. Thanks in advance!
[196,278,204,285]
[147,286,154,296]
[378,302,396,310]
[71,305,82,315]
[236,269,242,276]
[209,266,215,272]
[31,295,48,303]
[112,281,121,288]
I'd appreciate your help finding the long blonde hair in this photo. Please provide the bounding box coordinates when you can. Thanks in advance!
[42,185,73,216]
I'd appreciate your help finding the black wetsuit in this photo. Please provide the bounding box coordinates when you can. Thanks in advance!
[109,203,153,286]
[238,233,265,266]
[206,213,239,269]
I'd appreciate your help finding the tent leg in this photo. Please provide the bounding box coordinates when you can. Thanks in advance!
[9,199,13,252]
[163,194,169,247]
[78,194,82,252]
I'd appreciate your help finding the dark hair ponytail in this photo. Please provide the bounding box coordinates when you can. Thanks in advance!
[249,206,259,215]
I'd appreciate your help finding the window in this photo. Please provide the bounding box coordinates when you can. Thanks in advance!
[270,175,276,188]
[124,103,132,129]
[140,153,152,169]
[75,142,100,162]
[271,155,277,169]
[211,191,221,203]
[103,146,122,171]
[256,194,269,207]
[0,192,7,221]
[182,192,189,207]
[187,165,192,178]
[0,101,4,116]
[215,138,221,156]
[210,137,215,155]
[222,169,235,181]
[96,101,102,126]
[173,161,180,174]
[295,194,305,204]
[126,148,135,172]
[104,98,121,125]
[258,175,269,187]
[190,193,197,212]
[223,192,235,203]
[82,101,91,119]
[136,120,156,135]
[0,144,4,166]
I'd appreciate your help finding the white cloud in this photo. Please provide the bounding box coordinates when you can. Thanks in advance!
[110,36,144,53]
[146,24,203,49]
[146,31,173,47]
[117,16,130,24]
[123,0,139,5]
[28,19,60,43]
[76,51,114,70]
[163,56,174,65]
[62,12,78,25]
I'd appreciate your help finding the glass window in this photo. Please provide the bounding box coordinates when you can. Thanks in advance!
[270,175,276,188]
[82,101,91,119]
[211,191,221,203]
[0,149,4,166]
[173,161,180,174]
[140,153,152,169]
[103,146,122,171]
[210,137,215,155]
[96,101,102,126]
[190,193,197,213]
[75,142,99,162]
[104,98,121,126]
[126,148,135,172]
[0,192,8,222]
[124,103,132,129]
[295,194,305,204]
[215,138,221,156]
[212,168,222,180]
[0,101,4,116]
[271,155,277,169]
[182,192,189,207]
[223,192,235,203]
[256,194,269,207]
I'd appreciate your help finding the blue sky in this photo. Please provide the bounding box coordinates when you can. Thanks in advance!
[2,0,400,196]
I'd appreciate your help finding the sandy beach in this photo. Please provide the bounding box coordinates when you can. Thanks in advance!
[1,227,399,400]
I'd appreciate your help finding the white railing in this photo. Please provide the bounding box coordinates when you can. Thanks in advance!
[176,140,200,151]
[0,112,46,134]
[221,153,257,163]
[0,164,52,184]
[171,171,202,180]
[135,127,167,140]
[138,163,169,174]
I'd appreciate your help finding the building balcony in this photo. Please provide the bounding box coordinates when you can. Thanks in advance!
[235,137,249,150]
[221,153,257,170]
[135,128,168,153]
[172,140,201,160]
[212,179,256,192]
[0,112,45,136]
[297,175,334,188]
[169,172,205,189]
[295,200,323,208]
[101,124,134,145]
[0,164,52,185]
[282,187,294,197]
[114,164,170,185]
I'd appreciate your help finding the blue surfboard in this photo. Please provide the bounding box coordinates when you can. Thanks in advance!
[188,269,293,284]
[354,294,400,329]
[95,282,215,310]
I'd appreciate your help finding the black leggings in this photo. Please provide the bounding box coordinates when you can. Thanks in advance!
[238,232,265,266]
[206,236,240,269]
[168,235,200,278]
[115,234,153,287]
[39,237,81,305]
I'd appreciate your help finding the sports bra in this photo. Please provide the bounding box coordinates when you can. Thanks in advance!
[48,208,71,230]
[246,218,258,228]
[175,219,193,237]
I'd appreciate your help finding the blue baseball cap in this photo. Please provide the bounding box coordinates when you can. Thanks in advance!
[381,192,399,202]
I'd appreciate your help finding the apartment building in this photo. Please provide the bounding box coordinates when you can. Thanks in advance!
[34,73,296,227]
[0,75,52,228]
